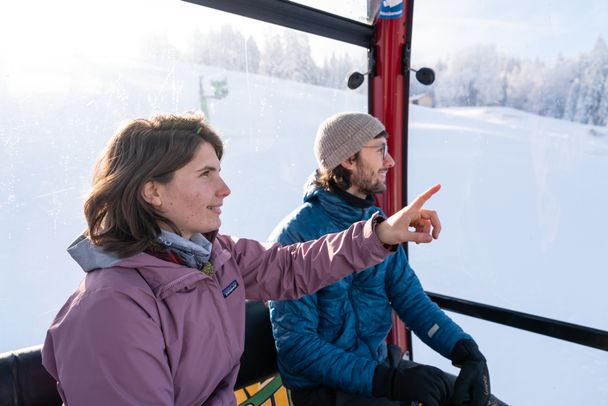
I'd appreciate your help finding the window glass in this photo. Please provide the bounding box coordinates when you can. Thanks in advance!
[408,1,608,403]
[289,0,375,24]
[412,314,608,405]
[0,0,367,352]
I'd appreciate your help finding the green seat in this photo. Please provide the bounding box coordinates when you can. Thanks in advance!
[238,375,284,406]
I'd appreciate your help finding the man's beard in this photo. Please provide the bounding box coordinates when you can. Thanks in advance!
[351,161,387,196]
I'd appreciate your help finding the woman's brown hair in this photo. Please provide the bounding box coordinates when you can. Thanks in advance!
[84,112,223,257]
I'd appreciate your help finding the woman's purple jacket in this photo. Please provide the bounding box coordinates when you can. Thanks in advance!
[42,216,391,405]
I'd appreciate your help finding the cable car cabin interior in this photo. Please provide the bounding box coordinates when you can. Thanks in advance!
[1,0,607,405]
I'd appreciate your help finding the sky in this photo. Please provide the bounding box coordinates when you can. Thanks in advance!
[411,0,608,63]
[3,0,607,72]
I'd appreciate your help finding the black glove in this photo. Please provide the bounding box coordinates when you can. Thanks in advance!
[373,363,451,406]
[449,339,491,406]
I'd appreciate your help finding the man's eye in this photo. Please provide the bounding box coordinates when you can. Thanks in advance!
[200,171,210,177]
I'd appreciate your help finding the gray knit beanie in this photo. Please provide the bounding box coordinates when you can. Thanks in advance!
[314,112,386,171]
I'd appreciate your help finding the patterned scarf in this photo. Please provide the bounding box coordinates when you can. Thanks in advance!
[147,229,213,271]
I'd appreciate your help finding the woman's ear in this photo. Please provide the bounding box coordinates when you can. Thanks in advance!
[142,181,162,208]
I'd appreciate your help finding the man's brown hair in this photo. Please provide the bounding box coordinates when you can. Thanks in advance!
[314,131,387,191]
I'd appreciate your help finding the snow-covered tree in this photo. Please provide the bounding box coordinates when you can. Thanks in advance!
[260,30,322,85]
[321,52,365,89]
[140,31,180,62]
[259,30,329,85]
[423,36,607,127]
[567,37,608,126]
[189,25,258,73]
[564,76,581,122]
[435,44,505,107]
[245,36,261,74]
[281,31,321,85]
[597,74,608,126]
[259,32,290,79]
[530,55,577,119]
[504,58,538,110]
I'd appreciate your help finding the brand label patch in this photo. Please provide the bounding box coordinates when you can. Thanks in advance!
[427,323,440,338]
[222,280,239,298]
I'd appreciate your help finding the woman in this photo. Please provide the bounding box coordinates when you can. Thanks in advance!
[42,113,441,405]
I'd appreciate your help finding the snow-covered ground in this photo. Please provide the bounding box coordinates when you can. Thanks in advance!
[408,106,608,405]
[1,62,606,404]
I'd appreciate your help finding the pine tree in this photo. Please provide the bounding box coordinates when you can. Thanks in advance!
[245,36,261,74]
[140,30,180,62]
[260,32,289,79]
[189,25,252,72]
[572,37,608,125]
[505,58,535,111]
[281,30,321,85]
[564,75,581,122]
[531,55,576,119]
[435,45,505,107]
[597,72,608,126]
[322,52,363,89]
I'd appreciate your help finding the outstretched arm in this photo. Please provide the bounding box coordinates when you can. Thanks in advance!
[234,184,444,300]
[386,249,471,358]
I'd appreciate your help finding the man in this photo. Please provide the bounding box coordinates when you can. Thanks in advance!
[268,113,506,406]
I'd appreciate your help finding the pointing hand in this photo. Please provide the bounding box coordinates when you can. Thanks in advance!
[375,184,442,245]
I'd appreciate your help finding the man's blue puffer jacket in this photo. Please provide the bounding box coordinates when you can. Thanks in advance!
[268,181,471,396]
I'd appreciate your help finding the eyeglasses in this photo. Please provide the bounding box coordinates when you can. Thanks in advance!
[360,143,388,159]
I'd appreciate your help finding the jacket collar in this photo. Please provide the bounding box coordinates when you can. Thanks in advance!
[303,175,377,227]
[120,238,232,300]
[68,233,233,300]
[331,183,375,209]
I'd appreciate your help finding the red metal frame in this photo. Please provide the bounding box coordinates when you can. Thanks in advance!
[371,1,412,354]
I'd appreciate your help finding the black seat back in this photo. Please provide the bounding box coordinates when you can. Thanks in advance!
[0,345,62,406]
[235,300,278,388]
[0,301,278,404]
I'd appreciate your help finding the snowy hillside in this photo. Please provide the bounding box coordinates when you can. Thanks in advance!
[407,106,608,405]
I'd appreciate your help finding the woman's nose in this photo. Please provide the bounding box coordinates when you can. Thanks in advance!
[217,176,231,198]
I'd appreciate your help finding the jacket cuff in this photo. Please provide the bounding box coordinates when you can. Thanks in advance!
[365,212,398,252]
[450,339,485,367]
[371,364,394,399]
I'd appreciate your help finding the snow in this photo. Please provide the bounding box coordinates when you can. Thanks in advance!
[1,62,606,404]
[408,105,608,404]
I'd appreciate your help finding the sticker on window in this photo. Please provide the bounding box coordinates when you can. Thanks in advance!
[379,0,404,19]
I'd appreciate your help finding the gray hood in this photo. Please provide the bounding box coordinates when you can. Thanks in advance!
[67,234,129,273]
[67,229,213,273]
